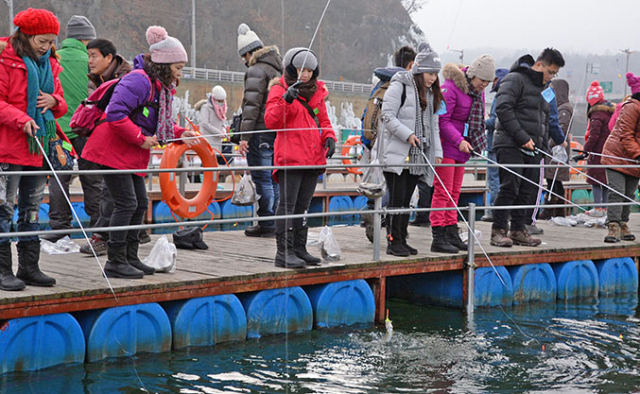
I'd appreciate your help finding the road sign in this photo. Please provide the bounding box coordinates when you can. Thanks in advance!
[600,81,613,94]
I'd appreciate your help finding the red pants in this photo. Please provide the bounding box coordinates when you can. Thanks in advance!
[430,157,465,227]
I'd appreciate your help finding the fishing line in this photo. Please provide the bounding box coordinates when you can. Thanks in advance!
[296,0,332,77]
[575,150,640,163]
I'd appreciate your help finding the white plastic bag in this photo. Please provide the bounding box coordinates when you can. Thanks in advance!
[552,145,568,163]
[231,173,260,206]
[317,226,341,262]
[460,229,483,245]
[41,236,80,255]
[142,235,177,273]
[550,216,577,227]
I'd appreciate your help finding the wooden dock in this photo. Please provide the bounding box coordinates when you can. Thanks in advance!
[1,215,638,322]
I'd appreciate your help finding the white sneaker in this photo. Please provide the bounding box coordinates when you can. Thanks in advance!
[587,208,605,217]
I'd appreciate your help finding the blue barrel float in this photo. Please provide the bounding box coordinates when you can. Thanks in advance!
[507,263,557,305]
[220,200,253,231]
[0,313,85,374]
[328,196,354,226]
[352,195,369,226]
[307,197,324,227]
[162,294,247,349]
[388,266,513,308]
[238,287,313,339]
[74,303,172,362]
[152,201,174,234]
[595,257,638,296]
[304,279,375,328]
[190,201,221,232]
[553,260,599,300]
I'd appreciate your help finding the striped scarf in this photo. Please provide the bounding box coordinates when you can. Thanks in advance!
[156,84,174,144]
[23,50,57,155]
[409,79,429,176]
[467,80,487,152]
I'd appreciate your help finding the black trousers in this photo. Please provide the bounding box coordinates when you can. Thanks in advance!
[274,170,318,233]
[384,170,419,244]
[101,168,148,246]
[493,147,540,232]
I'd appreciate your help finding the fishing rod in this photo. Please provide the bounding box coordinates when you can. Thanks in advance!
[573,149,640,164]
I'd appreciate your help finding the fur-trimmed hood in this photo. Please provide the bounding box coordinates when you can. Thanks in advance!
[588,101,616,116]
[442,63,469,94]
[248,45,282,70]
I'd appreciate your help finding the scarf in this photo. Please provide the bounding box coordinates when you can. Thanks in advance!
[211,96,227,121]
[23,50,57,155]
[156,84,174,144]
[466,79,487,152]
[284,73,318,102]
[409,79,429,176]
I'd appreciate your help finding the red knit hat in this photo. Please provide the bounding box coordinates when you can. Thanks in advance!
[586,81,604,105]
[13,8,60,36]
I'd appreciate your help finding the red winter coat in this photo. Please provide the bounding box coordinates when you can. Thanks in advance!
[0,38,71,167]
[264,76,336,173]
[584,102,615,185]
[601,98,640,178]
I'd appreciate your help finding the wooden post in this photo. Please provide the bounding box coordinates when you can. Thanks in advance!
[368,277,386,324]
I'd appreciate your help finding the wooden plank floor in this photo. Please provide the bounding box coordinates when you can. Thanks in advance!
[1,213,639,320]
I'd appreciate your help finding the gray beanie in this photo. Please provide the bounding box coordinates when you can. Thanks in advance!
[66,15,96,40]
[467,54,496,81]
[283,47,318,71]
[411,42,441,75]
[237,23,264,56]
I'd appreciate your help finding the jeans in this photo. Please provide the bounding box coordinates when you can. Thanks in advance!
[605,169,637,224]
[0,164,47,244]
[48,137,103,229]
[487,150,500,207]
[94,179,114,239]
[101,167,148,246]
[384,170,419,244]
[247,140,279,229]
[592,183,609,205]
[493,148,540,232]
[275,170,318,233]
[414,177,433,223]
[430,158,464,227]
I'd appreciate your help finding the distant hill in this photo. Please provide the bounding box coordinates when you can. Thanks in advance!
[0,0,422,83]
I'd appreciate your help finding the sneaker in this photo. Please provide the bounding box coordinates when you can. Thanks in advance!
[509,230,541,246]
[80,235,107,256]
[139,230,152,244]
[490,228,513,247]
[587,208,605,218]
[245,225,276,238]
[605,222,621,243]
[525,224,544,235]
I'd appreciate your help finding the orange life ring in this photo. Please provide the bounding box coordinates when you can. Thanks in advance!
[160,139,218,219]
[341,135,363,175]
[570,140,586,174]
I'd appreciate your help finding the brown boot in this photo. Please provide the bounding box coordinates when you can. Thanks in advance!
[620,222,635,241]
[604,222,621,243]
[490,228,513,247]
[509,230,541,246]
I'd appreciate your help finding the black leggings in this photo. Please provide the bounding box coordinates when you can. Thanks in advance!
[275,170,319,233]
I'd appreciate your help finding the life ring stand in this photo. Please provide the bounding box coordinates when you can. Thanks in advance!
[341,135,363,175]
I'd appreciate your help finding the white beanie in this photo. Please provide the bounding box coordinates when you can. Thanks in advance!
[212,85,227,100]
[237,23,263,57]
[146,25,188,64]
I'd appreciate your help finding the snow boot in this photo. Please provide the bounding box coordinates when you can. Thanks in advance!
[293,227,321,266]
[16,240,56,287]
[0,243,25,291]
[445,225,468,251]
[104,243,144,279]
[275,230,306,268]
[430,226,459,253]
[126,242,155,275]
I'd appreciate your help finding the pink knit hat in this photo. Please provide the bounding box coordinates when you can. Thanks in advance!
[586,81,604,105]
[146,26,187,64]
[626,72,640,94]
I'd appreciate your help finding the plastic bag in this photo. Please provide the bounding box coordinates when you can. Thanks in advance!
[550,216,577,227]
[231,173,260,206]
[460,229,483,245]
[142,235,177,273]
[358,159,386,198]
[552,145,568,163]
[317,226,341,261]
[41,236,80,255]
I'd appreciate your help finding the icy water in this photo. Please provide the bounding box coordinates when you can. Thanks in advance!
[3,295,639,394]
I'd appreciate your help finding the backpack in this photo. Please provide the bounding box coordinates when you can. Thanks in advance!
[70,69,156,137]
[361,67,406,149]
[228,113,242,145]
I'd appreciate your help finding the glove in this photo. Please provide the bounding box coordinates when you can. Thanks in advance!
[282,81,302,104]
[325,138,336,159]
[571,153,588,162]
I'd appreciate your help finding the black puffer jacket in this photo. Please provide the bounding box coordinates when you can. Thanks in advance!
[240,46,283,144]
[493,55,550,151]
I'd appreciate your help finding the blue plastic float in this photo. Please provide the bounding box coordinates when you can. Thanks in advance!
[595,257,638,296]
[162,294,247,349]
[508,263,557,305]
[553,260,599,300]
[328,196,354,226]
[74,303,172,362]
[220,200,253,231]
[238,287,313,339]
[305,279,375,328]
[0,313,85,374]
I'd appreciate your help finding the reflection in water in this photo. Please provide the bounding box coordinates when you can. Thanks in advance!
[1,295,638,394]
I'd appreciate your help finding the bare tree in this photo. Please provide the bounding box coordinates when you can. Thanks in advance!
[401,0,427,14]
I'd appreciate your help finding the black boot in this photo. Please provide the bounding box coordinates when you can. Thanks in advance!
[16,240,56,287]
[104,243,144,279]
[445,225,468,251]
[275,230,306,268]
[293,227,321,266]
[430,226,459,253]
[126,242,155,275]
[400,214,418,255]
[0,243,25,291]
[386,239,410,256]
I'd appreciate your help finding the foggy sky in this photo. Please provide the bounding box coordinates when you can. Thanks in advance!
[413,0,639,56]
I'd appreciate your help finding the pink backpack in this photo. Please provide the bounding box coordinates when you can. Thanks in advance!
[70,69,154,137]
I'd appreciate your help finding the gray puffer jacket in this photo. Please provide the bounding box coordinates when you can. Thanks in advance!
[493,54,550,151]
[240,46,283,145]
[376,71,443,186]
